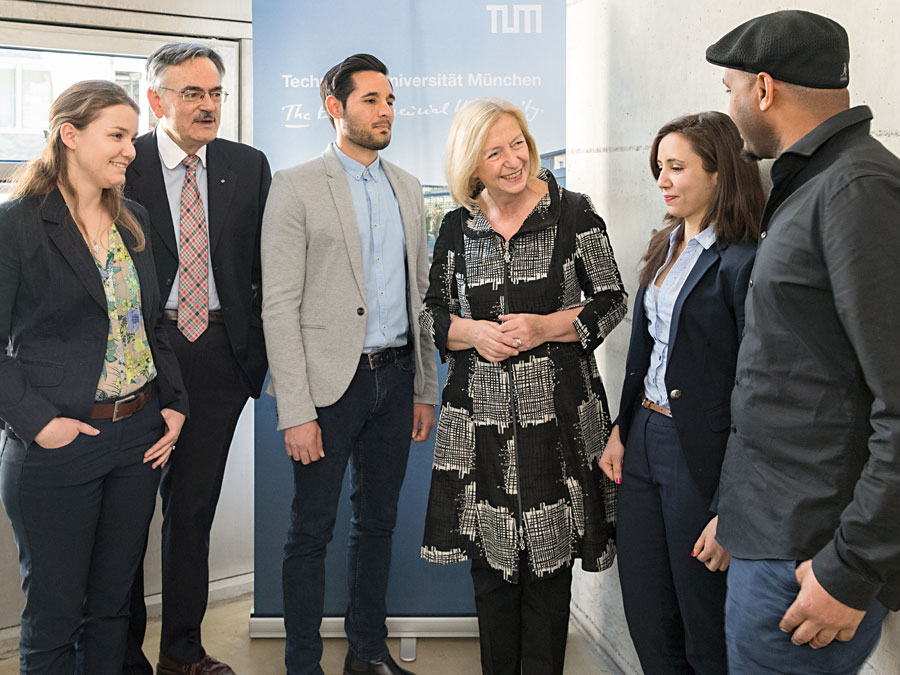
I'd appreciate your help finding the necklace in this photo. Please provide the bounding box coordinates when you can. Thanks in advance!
[60,190,110,257]
[81,211,109,257]
[89,229,103,254]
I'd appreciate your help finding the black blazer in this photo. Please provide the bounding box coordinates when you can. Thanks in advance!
[124,131,272,397]
[616,240,755,499]
[0,190,188,446]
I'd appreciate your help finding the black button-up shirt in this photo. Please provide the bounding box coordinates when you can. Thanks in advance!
[717,106,900,611]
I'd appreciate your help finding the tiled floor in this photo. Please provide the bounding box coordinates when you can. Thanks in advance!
[0,593,619,674]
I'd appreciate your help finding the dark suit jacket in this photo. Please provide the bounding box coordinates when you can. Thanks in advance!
[0,190,188,446]
[125,130,271,397]
[616,240,755,499]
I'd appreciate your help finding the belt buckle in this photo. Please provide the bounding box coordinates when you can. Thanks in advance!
[111,392,137,422]
[365,352,378,370]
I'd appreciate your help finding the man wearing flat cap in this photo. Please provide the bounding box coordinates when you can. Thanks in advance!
[706,9,900,673]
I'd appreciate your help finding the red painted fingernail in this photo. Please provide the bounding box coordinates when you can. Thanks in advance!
[691,551,696,557]
[615,478,621,484]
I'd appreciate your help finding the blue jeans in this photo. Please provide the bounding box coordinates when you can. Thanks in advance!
[0,393,162,674]
[726,557,889,674]
[282,351,415,675]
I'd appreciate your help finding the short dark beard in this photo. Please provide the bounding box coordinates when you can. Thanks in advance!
[343,117,391,151]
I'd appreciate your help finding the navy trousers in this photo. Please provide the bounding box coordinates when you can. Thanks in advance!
[726,558,889,674]
[282,350,414,675]
[0,394,163,674]
[616,405,727,674]
[124,323,249,671]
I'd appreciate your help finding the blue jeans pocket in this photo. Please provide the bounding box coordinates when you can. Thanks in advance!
[771,559,801,593]
[396,350,416,374]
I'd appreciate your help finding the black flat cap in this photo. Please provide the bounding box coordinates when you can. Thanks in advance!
[706,10,849,89]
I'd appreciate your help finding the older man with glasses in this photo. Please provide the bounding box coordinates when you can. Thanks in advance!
[121,42,271,675]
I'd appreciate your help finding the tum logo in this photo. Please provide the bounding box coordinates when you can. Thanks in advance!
[486,4,542,33]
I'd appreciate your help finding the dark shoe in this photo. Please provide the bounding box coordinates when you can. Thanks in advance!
[157,653,236,675]
[343,649,415,675]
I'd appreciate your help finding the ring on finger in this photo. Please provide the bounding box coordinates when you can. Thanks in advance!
[515,337,522,347]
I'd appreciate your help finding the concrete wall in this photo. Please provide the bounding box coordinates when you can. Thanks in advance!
[566,1,900,672]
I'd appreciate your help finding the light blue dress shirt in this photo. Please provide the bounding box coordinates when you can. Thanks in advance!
[642,225,717,406]
[156,128,221,311]
[333,143,408,352]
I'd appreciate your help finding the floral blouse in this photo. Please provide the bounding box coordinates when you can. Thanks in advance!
[93,224,157,401]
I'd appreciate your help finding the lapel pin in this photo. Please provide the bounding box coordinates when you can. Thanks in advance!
[220,178,226,183]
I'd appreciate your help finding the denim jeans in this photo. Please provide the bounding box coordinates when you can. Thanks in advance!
[282,351,415,675]
[726,557,889,674]
[0,394,162,674]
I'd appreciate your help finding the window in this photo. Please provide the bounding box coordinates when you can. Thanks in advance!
[116,70,143,105]
[0,21,240,189]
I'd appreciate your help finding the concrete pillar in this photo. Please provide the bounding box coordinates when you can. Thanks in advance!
[566,1,900,672]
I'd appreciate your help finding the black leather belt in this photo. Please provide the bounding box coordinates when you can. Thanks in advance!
[162,309,225,324]
[359,344,411,370]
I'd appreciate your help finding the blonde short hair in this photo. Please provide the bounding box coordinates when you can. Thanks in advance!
[445,98,540,213]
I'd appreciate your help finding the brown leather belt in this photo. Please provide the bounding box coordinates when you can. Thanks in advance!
[162,309,225,324]
[359,344,411,370]
[641,390,672,418]
[90,381,158,422]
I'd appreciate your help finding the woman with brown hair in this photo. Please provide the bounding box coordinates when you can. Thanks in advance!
[599,111,765,674]
[0,80,187,673]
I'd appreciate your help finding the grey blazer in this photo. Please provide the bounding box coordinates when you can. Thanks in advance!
[261,145,439,430]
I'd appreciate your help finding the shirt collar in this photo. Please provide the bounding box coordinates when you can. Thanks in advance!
[333,142,380,181]
[694,225,717,250]
[156,126,208,170]
[671,224,717,251]
[781,105,873,159]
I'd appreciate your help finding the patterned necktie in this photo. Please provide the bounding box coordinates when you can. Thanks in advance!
[177,154,209,341]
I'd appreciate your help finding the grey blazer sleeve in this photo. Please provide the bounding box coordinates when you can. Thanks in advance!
[260,170,317,429]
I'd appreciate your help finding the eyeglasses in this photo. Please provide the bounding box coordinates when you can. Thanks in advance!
[158,87,228,104]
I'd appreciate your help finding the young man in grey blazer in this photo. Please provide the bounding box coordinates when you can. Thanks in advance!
[261,53,438,675]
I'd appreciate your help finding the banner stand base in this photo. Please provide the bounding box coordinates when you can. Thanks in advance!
[249,615,479,638]
[249,615,479,661]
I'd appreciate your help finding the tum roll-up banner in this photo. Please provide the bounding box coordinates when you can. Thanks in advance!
[251,0,565,639]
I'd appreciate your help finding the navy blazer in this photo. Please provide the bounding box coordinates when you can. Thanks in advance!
[616,240,755,499]
[124,131,271,398]
[0,190,188,446]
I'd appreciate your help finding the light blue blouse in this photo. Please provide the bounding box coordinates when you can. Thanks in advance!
[642,225,717,407]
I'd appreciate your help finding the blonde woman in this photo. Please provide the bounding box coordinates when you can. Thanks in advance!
[420,98,625,675]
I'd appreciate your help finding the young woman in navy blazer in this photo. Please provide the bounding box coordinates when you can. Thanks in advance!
[0,81,187,673]
[599,112,764,674]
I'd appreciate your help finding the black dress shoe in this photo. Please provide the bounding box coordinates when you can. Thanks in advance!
[343,649,416,675]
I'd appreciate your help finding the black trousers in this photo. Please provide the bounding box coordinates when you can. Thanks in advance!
[470,558,572,675]
[123,323,249,671]
[616,405,727,675]
[0,393,162,674]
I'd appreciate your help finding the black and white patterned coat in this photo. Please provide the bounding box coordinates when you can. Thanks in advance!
[420,170,626,582]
